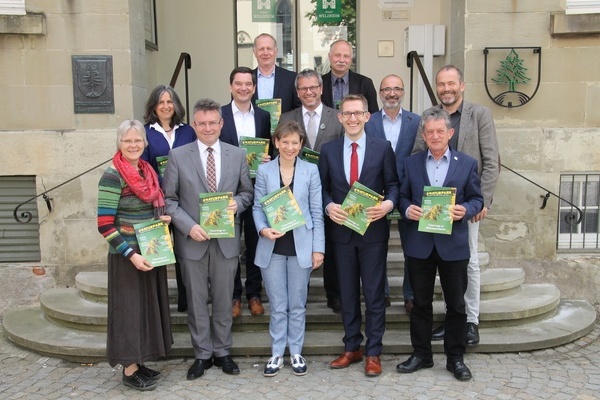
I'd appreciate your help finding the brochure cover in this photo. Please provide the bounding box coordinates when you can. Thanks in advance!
[199,192,235,238]
[340,181,383,235]
[418,186,456,235]
[156,155,169,177]
[255,98,281,135]
[239,136,270,178]
[133,220,175,267]
[259,185,306,233]
[300,147,320,165]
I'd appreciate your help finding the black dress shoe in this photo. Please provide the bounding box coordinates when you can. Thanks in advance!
[122,370,157,391]
[446,360,472,381]
[138,364,161,380]
[327,298,342,313]
[186,358,213,380]
[466,322,480,345]
[213,355,240,375]
[396,355,434,373]
[431,324,445,341]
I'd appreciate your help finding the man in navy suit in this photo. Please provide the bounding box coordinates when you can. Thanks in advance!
[220,66,271,318]
[321,40,379,114]
[365,74,420,313]
[251,33,301,114]
[396,108,483,381]
[319,94,399,376]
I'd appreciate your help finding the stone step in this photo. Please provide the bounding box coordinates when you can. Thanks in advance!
[4,300,595,364]
[37,281,559,332]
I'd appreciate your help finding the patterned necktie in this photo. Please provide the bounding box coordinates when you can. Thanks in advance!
[334,77,344,109]
[307,111,317,149]
[350,142,358,186]
[206,147,217,192]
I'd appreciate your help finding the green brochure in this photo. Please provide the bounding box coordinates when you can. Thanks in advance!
[255,98,282,135]
[259,185,306,233]
[133,220,175,267]
[340,181,383,235]
[239,136,270,178]
[418,186,456,235]
[199,192,235,238]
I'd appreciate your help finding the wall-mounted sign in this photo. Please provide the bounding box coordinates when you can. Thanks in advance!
[71,55,114,114]
[317,0,342,23]
[252,0,277,22]
[483,47,541,108]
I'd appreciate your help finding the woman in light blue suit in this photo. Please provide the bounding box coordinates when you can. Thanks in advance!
[253,120,325,377]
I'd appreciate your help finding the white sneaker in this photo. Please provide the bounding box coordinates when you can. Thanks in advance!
[290,354,307,376]
[263,356,283,377]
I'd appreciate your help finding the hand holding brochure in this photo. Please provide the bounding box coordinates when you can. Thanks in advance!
[239,136,270,178]
[199,192,235,238]
[133,220,175,267]
[418,186,456,235]
[340,182,383,235]
[259,185,306,233]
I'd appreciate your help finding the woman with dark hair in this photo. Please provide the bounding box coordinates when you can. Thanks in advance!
[98,119,173,391]
[253,120,325,377]
[141,85,196,312]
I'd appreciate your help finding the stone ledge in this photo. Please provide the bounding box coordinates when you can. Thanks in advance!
[551,12,600,35]
[0,13,45,35]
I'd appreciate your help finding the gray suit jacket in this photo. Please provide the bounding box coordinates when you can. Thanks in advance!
[279,105,343,152]
[413,101,499,208]
[162,140,254,260]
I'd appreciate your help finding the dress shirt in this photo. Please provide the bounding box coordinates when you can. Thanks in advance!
[231,101,256,140]
[381,109,402,150]
[425,147,451,186]
[302,103,323,132]
[343,134,366,184]
[257,67,275,99]
[149,122,182,149]
[197,140,222,188]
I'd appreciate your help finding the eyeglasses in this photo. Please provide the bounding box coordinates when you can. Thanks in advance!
[380,87,405,94]
[120,139,144,145]
[339,111,367,119]
[297,85,321,93]
[194,120,221,129]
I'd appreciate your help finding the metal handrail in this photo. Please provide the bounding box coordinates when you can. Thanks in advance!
[406,50,438,110]
[169,52,192,124]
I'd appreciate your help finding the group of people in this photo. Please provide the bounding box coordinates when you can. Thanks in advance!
[97,32,499,391]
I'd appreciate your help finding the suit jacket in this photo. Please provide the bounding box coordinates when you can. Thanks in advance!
[279,104,343,152]
[251,65,301,114]
[253,157,325,269]
[162,140,254,260]
[413,101,499,208]
[220,102,272,149]
[321,70,379,114]
[365,108,421,181]
[319,134,400,244]
[399,149,483,261]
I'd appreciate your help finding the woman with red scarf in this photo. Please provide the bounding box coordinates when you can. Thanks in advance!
[97,120,173,391]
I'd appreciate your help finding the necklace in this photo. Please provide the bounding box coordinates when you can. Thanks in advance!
[280,168,294,180]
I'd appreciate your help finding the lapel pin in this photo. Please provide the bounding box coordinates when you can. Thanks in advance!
[454,156,458,160]
[320,123,326,130]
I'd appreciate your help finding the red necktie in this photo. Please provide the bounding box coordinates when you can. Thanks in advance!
[350,142,358,186]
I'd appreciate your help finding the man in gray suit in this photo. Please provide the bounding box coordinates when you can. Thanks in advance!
[413,65,500,346]
[163,98,254,380]
[279,68,344,313]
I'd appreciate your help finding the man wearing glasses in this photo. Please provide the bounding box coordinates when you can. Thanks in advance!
[319,94,399,376]
[365,74,421,313]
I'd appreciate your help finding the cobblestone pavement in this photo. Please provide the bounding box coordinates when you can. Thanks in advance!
[1,323,599,400]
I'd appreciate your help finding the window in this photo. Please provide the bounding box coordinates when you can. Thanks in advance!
[0,0,26,15]
[557,173,600,251]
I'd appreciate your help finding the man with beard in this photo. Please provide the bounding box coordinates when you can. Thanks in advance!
[365,74,420,313]
[413,65,500,346]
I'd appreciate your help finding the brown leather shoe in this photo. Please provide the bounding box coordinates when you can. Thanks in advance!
[329,350,363,369]
[364,356,382,376]
[248,297,264,316]
[232,299,242,318]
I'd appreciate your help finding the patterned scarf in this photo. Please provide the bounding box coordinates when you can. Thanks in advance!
[112,151,165,216]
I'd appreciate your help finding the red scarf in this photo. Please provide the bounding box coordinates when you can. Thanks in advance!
[112,151,165,216]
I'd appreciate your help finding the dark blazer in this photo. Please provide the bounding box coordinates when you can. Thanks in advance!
[278,104,343,152]
[399,149,483,261]
[251,65,301,114]
[321,70,379,114]
[364,108,421,181]
[319,134,399,244]
[220,102,272,147]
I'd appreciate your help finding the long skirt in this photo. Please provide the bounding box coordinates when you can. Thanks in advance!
[106,253,173,367]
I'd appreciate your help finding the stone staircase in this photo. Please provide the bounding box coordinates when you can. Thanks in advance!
[3,224,596,363]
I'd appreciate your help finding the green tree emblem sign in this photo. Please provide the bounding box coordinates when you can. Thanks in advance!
[492,49,530,92]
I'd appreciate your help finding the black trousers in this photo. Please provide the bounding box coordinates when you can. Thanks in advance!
[233,207,262,300]
[407,247,468,362]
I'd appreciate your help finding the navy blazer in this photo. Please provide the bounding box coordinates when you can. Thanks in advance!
[318,134,399,244]
[321,70,379,114]
[399,149,483,261]
[220,102,272,147]
[364,108,421,181]
[251,65,301,114]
